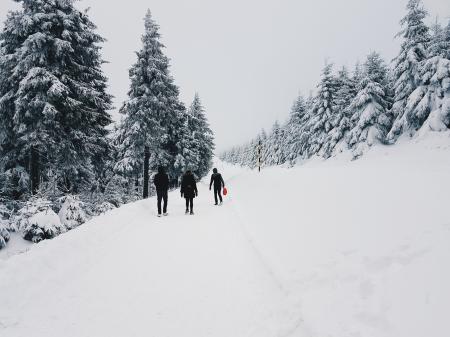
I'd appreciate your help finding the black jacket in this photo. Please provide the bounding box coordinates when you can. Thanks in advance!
[181,173,198,199]
[210,173,225,189]
[153,172,169,192]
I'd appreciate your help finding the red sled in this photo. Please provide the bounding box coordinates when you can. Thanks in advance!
[223,187,228,196]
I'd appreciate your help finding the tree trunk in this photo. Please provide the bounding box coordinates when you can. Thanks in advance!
[30,147,40,195]
[143,146,150,199]
[135,174,139,193]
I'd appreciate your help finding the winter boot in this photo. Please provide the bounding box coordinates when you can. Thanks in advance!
[185,209,189,215]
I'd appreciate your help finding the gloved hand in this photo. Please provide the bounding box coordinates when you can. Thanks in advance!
[195,191,198,197]
[181,193,183,198]
[209,187,211,191]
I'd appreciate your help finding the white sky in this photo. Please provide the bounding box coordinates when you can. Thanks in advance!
[1,0,449,151]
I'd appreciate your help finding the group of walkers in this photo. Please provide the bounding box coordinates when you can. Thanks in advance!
[153,167,226,217]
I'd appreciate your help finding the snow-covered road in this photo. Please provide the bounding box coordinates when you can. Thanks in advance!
[1,135,450,337]
[0,176,308,337]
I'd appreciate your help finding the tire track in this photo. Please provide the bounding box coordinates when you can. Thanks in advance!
[227,195,313,337]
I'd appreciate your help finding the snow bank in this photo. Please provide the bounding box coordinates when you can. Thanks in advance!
[228,133,450,337]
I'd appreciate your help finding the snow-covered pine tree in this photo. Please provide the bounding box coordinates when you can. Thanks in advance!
[353,62,364,88]
[388,0,430,140]
[13,197,65,243]
[265,121,285,165]
[102,173,129,207]
[296,93,316,158]
[277,124,288,164]
[186,93,215,177]
[322,66,358,158]
[162,101,192,183]
[245,138,258,169]
[0,202,12,249]
[391,19,450,134]
[429,21,447,59]
[0,221,10,249]
[284,94,308,163]
[0,0,112,196]
[258,129,269,166]
[304,63,337,157]
[173,107,199,181]
[444,21,450,60]
[0,12,21,195]
[58,195,88,230]
[115,10,182,196]
[348,52,392,158]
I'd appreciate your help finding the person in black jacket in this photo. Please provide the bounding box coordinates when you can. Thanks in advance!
[153,167,169,217]
[180,170,198,215]
[209,168,225,205]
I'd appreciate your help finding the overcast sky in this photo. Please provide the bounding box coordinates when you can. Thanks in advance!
[1,0,449,151]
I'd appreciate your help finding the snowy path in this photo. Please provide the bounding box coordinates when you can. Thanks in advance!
[1,137,450,337]
[0,180,308,337]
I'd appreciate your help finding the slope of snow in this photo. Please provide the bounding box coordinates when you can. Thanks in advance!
[1,133,450,337]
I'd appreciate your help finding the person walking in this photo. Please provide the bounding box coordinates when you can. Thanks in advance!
[153,167,169,217]
[209,168,225,205]
[180,170,198,215]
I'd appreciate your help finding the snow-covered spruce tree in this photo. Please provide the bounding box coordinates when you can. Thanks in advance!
[352,61,364,88]
[294,93,316,159]
[0,0,112,196]
[391,20,450,134]
[428,21,448,59]
[101,125,135,206]
[0,11,34,201]
[265,121,287,165]
[173,108,199,181]
[165,102,199,183]
[0,166,29,200]
[12,197,65,243]
[284,94,309,163]
[258,129,269,166]
[304,63,337,157]
[58,195,88,230]
[0,202,13,249]
[102,173,128,207]
[115,10,184,196]
[245,139,259,169]
[444,21,450,60]
[173,96,207,180]
[388,0,430,140]
[186,93,215,178]
[322,66,358,158]
[0,12,21,197]
[348,52,392,158]
[0,221,10,249]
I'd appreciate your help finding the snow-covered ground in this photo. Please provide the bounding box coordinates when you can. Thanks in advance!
[1,133,450,337]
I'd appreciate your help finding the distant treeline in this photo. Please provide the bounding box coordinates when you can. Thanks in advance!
[221,0,450,167]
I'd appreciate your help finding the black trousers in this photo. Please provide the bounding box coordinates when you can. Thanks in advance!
[214,186,223,204]
[157,190,168,214]
[185,197,193,211]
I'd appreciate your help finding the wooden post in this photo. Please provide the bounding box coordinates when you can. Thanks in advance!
[257,141,262,172]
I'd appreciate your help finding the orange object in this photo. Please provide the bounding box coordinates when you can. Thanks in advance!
[223,187,228,196]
